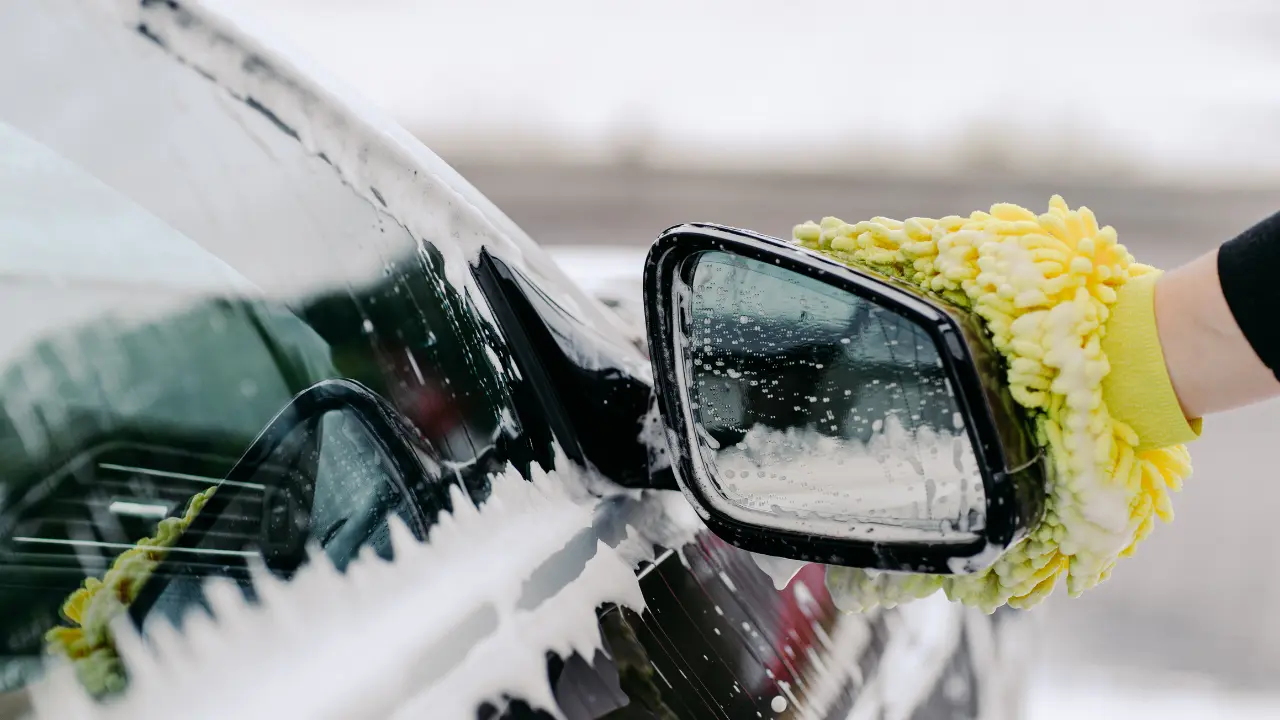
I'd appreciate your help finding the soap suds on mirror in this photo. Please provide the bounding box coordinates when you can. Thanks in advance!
[712,419,984,543]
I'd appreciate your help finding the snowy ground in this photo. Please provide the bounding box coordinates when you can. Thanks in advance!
[1026,669,1280,720]
[210,0,1280,185]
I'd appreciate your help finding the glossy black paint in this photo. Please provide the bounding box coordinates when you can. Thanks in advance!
[643,224,1047,574]
[474,250,677,491]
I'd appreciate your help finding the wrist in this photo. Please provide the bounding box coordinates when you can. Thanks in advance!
[1154,249,1280,417]
[1100,271,1202,451]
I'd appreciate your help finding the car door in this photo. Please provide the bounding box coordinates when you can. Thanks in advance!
[0,2,1032,719]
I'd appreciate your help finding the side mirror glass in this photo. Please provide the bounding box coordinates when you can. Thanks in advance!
[644,225,1046,574]
[686,249,985,541]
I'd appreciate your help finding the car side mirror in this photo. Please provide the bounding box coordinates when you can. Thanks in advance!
[643,224,1047,574]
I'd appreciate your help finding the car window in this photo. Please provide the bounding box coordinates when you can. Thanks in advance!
[0,108,516,697]
[134,404,420,637]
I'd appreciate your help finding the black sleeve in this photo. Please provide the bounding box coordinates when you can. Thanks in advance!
[1218,211,1280,381]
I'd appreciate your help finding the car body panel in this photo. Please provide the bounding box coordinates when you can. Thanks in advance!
[0,2,1030,718]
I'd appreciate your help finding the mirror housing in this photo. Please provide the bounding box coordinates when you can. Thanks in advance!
[644,224,1047,574]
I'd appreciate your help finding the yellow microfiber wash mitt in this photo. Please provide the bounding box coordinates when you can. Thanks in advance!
[795,196,1197,614]
[45,486,217,695]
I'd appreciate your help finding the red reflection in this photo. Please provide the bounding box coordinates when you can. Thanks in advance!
[375,344,465,443]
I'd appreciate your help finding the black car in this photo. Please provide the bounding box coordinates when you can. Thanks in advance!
[0,2,1036,718]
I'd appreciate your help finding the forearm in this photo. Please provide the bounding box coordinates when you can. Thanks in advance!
[1154,214,1280,418]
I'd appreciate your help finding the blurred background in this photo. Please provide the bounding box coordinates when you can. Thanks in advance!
[208,0,1280,715]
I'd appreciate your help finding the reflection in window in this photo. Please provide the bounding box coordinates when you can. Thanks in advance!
[0,121,343,695]
[42,405,418,695]
[0,119,501,698]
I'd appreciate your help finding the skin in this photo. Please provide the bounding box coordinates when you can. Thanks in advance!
[1154,248,1280,418]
